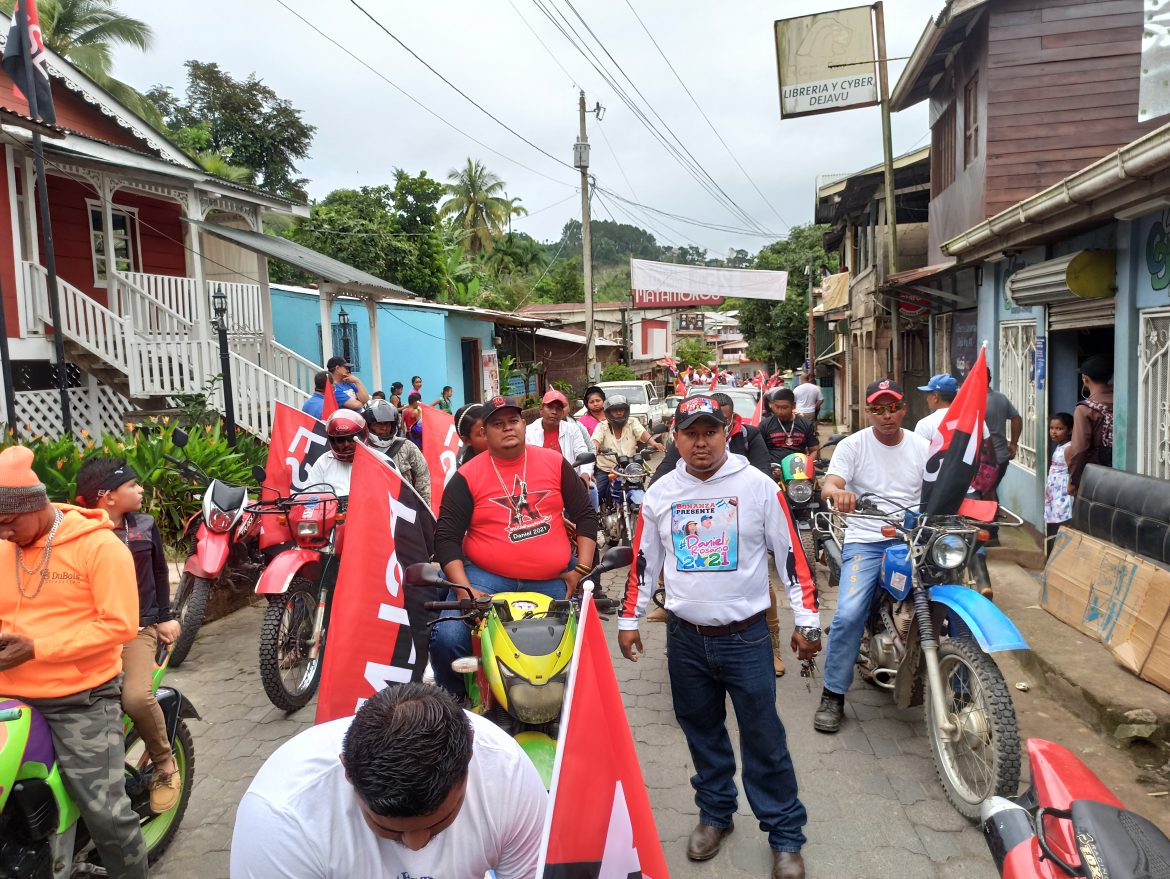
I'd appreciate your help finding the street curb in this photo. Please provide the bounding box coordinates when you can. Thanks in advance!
[990,560,1170,759]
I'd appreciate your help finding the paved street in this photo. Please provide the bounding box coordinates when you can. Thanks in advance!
[153,562,1005,879]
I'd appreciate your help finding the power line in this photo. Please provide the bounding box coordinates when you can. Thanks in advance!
[600,189,785,239]
[621,0,789,230]
[595,119,639,202]
[272,0,575,189]
[505,0,580,89]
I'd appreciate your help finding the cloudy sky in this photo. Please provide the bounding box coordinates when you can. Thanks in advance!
[114,0,940,255]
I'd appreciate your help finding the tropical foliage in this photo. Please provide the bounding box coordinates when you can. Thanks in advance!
[439,159,517,255]
[674,337,714,369]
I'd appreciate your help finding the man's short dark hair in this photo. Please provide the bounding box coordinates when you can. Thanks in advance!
[937,389,957,404]
[314,371,328,393]
[769,388,796,404]
[712,392,733,408]
[342,684,473,818]
[372,390,387,400]
[76,457,127,508]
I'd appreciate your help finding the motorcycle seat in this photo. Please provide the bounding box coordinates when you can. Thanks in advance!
[1069,799,1170,877]
[210,482,248,511]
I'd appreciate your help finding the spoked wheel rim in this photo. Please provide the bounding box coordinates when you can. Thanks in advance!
[276,591,319,696]
[929,649,1001,809]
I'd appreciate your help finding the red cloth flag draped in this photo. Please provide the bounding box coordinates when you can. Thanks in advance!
[922,347,996,520]
[674,376,686,397]
[3,0,55,124]
[259,402,329,549]
[321,377,340,420]
[749,392,764,427]
[315,443,436,724]
[419,403,460,517]
[662,355,678,375]
[708,365,719,391]
[537,592,668,879]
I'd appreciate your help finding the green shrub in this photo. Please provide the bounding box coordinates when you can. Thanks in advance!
[601,363,636,382]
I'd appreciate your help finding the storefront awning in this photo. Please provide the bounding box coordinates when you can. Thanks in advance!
[879,262,978,314]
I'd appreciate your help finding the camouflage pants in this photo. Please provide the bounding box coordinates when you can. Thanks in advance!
[24,677,148,879]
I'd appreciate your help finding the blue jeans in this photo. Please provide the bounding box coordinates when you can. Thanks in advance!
[667,614,807,852]
[429,561,571,696]
[823,540,899,695]
[588,481,599,511]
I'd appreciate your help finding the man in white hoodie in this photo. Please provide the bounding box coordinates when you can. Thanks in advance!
[617,395,820,879]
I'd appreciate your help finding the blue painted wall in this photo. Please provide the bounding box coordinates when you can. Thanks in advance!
[269,286,495,408]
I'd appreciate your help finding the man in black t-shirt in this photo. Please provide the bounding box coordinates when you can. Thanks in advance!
[759,389,820,466]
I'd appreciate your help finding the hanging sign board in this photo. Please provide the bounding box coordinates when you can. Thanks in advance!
[774,6,878,119]
[630,259,787,308]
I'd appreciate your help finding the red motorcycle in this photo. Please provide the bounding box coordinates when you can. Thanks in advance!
[982,738,1170,877]
[252,478,347,712]
[165,429,266,667]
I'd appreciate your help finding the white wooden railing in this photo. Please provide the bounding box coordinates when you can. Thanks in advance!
[121,272,201,326]
[26,263,130,372]
[210,280,265,335]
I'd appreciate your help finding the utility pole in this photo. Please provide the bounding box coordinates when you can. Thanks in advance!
[875,1,901,383]
[574,91,598,382]
[807,257,816,378]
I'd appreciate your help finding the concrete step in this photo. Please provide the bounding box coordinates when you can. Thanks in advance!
[987,519,1048,570]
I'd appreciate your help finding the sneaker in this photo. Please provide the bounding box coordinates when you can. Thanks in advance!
[150,769,182,813]
[813,695,844,733]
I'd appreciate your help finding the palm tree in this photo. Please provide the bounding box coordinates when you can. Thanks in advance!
[1,0,161,126]
[438,159,514,255]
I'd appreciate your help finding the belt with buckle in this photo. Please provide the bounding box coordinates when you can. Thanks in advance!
[670,610,766,637]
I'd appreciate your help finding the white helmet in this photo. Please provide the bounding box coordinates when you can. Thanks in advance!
[363,399,401,450]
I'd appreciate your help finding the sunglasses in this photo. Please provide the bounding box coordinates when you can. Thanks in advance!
[866,402,905,416]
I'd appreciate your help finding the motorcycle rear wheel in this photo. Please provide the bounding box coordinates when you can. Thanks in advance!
[926,636,1021,819]
[168,574,212,668]
[259,580,323,712]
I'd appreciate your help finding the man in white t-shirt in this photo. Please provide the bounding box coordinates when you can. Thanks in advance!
[791,374,823,421]
[813,379,930,735]
[229,683,547,879]
[912,374,959,442]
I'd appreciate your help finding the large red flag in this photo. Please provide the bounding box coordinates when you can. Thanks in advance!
[674,376,686,397]
[922,347,995,519]
[260,402,329,549]
[3,1,56,125]
[537,593,668,879]
[321,377,340,420]
[419,403,460,517]
[749,392,764,427]
[315,443,436,724]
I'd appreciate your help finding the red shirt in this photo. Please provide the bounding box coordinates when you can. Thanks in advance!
[455,446,571,580]
[543,428,560,452]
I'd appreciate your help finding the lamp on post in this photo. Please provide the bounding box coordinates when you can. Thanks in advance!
[337,306,351,364]
[212,285,237,447]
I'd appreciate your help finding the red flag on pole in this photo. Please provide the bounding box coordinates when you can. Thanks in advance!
[259,402,329,549]
[922,346,996,520]
[674,376,686,397]
[315,443,436,724]
[662,355,678,375]
[749,392,764,427]
[321,377,340,420]
[708,365,719,392]
[536,593,668,879]
[3,0,56,124]
[419,403,460,518]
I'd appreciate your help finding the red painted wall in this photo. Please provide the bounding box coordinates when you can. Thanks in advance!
[0,149,17,338]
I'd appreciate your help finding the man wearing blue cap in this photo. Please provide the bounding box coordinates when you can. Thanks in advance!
[913,373,959,442]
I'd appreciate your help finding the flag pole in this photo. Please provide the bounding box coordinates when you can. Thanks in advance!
[16,1,71,435]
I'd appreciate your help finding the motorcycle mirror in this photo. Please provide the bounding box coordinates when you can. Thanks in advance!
[573,451,596,467]
[652,420,671,435]
[404,562,443,587]
[251,465,267,484]
[599,545,634,572]
[172,427,189,449]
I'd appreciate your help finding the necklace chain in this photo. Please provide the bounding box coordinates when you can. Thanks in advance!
[15,509,65,600]
[489,450,528,500]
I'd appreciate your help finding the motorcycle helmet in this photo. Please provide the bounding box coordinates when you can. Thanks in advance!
[325,409,367,462]
[362,398,401,450]
[604,395,630,429]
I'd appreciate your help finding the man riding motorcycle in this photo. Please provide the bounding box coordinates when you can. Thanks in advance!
[363,398,432,506]
[760,388,820,466]
[305,409,368,498]
[591,395,663,509]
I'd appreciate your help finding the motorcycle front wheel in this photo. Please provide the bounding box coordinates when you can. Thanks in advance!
[926,635,1021,819]
[168,574,212,668]
[123,718,195,863]
[259,579,323,712]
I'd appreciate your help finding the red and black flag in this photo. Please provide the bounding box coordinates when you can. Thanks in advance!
[921,346,993,518]
[3,0,55,124]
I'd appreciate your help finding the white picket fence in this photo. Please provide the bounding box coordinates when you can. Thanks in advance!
[14,383,131,441]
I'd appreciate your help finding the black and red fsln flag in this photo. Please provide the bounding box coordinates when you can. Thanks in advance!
[3,0,56,125]
[921,345,996,520]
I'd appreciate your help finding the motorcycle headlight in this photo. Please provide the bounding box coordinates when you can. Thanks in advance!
[500,665,567,725]
[786,481,814,504]
[930,533,969,570]
[296,521,321,538]
[206,507,236,533]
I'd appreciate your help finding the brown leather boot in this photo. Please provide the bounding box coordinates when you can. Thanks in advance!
[766,586,785,677]
[772,851,805,879]
[686,821,733,861]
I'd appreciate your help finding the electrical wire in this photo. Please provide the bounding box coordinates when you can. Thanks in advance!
[505,0,580,89]
[621,0,789,231]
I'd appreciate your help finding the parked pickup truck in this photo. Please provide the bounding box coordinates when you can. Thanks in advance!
[578,380,670,429]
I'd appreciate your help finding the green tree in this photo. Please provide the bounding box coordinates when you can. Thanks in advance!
[602,363,636,382]
[532,256,584,304]
[734,224,839,370]
[147,61,316,200]
[438,159,513,254]
[674,337,714,368]
[2,0,162,126]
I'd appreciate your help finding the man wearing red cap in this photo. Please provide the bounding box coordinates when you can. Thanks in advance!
[0,446,146,877]
[814,380,930,735]
[524,388,592,489]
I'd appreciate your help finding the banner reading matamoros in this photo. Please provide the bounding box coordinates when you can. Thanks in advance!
[630,259,788,308]
[774,6,877,119]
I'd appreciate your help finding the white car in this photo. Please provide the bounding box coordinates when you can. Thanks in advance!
[578,381,669,427]
[686,386,757,420]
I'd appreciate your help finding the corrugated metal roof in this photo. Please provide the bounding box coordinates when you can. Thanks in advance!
[537,327,619,346]
[187,220,412,295]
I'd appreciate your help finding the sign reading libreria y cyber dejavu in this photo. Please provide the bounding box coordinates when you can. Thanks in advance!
[629,259,787,309]
[774,5,878,119]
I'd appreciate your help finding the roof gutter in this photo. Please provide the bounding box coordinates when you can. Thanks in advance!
[890,15,945,112]
[942,121,1170,258]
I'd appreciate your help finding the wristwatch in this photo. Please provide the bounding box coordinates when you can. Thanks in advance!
[796,626,822,642]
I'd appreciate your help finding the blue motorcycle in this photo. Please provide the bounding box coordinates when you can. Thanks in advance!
[818,495,1028,820]
[596,448,653,548]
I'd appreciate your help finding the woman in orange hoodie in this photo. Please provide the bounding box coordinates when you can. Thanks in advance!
[0,446,146,878]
